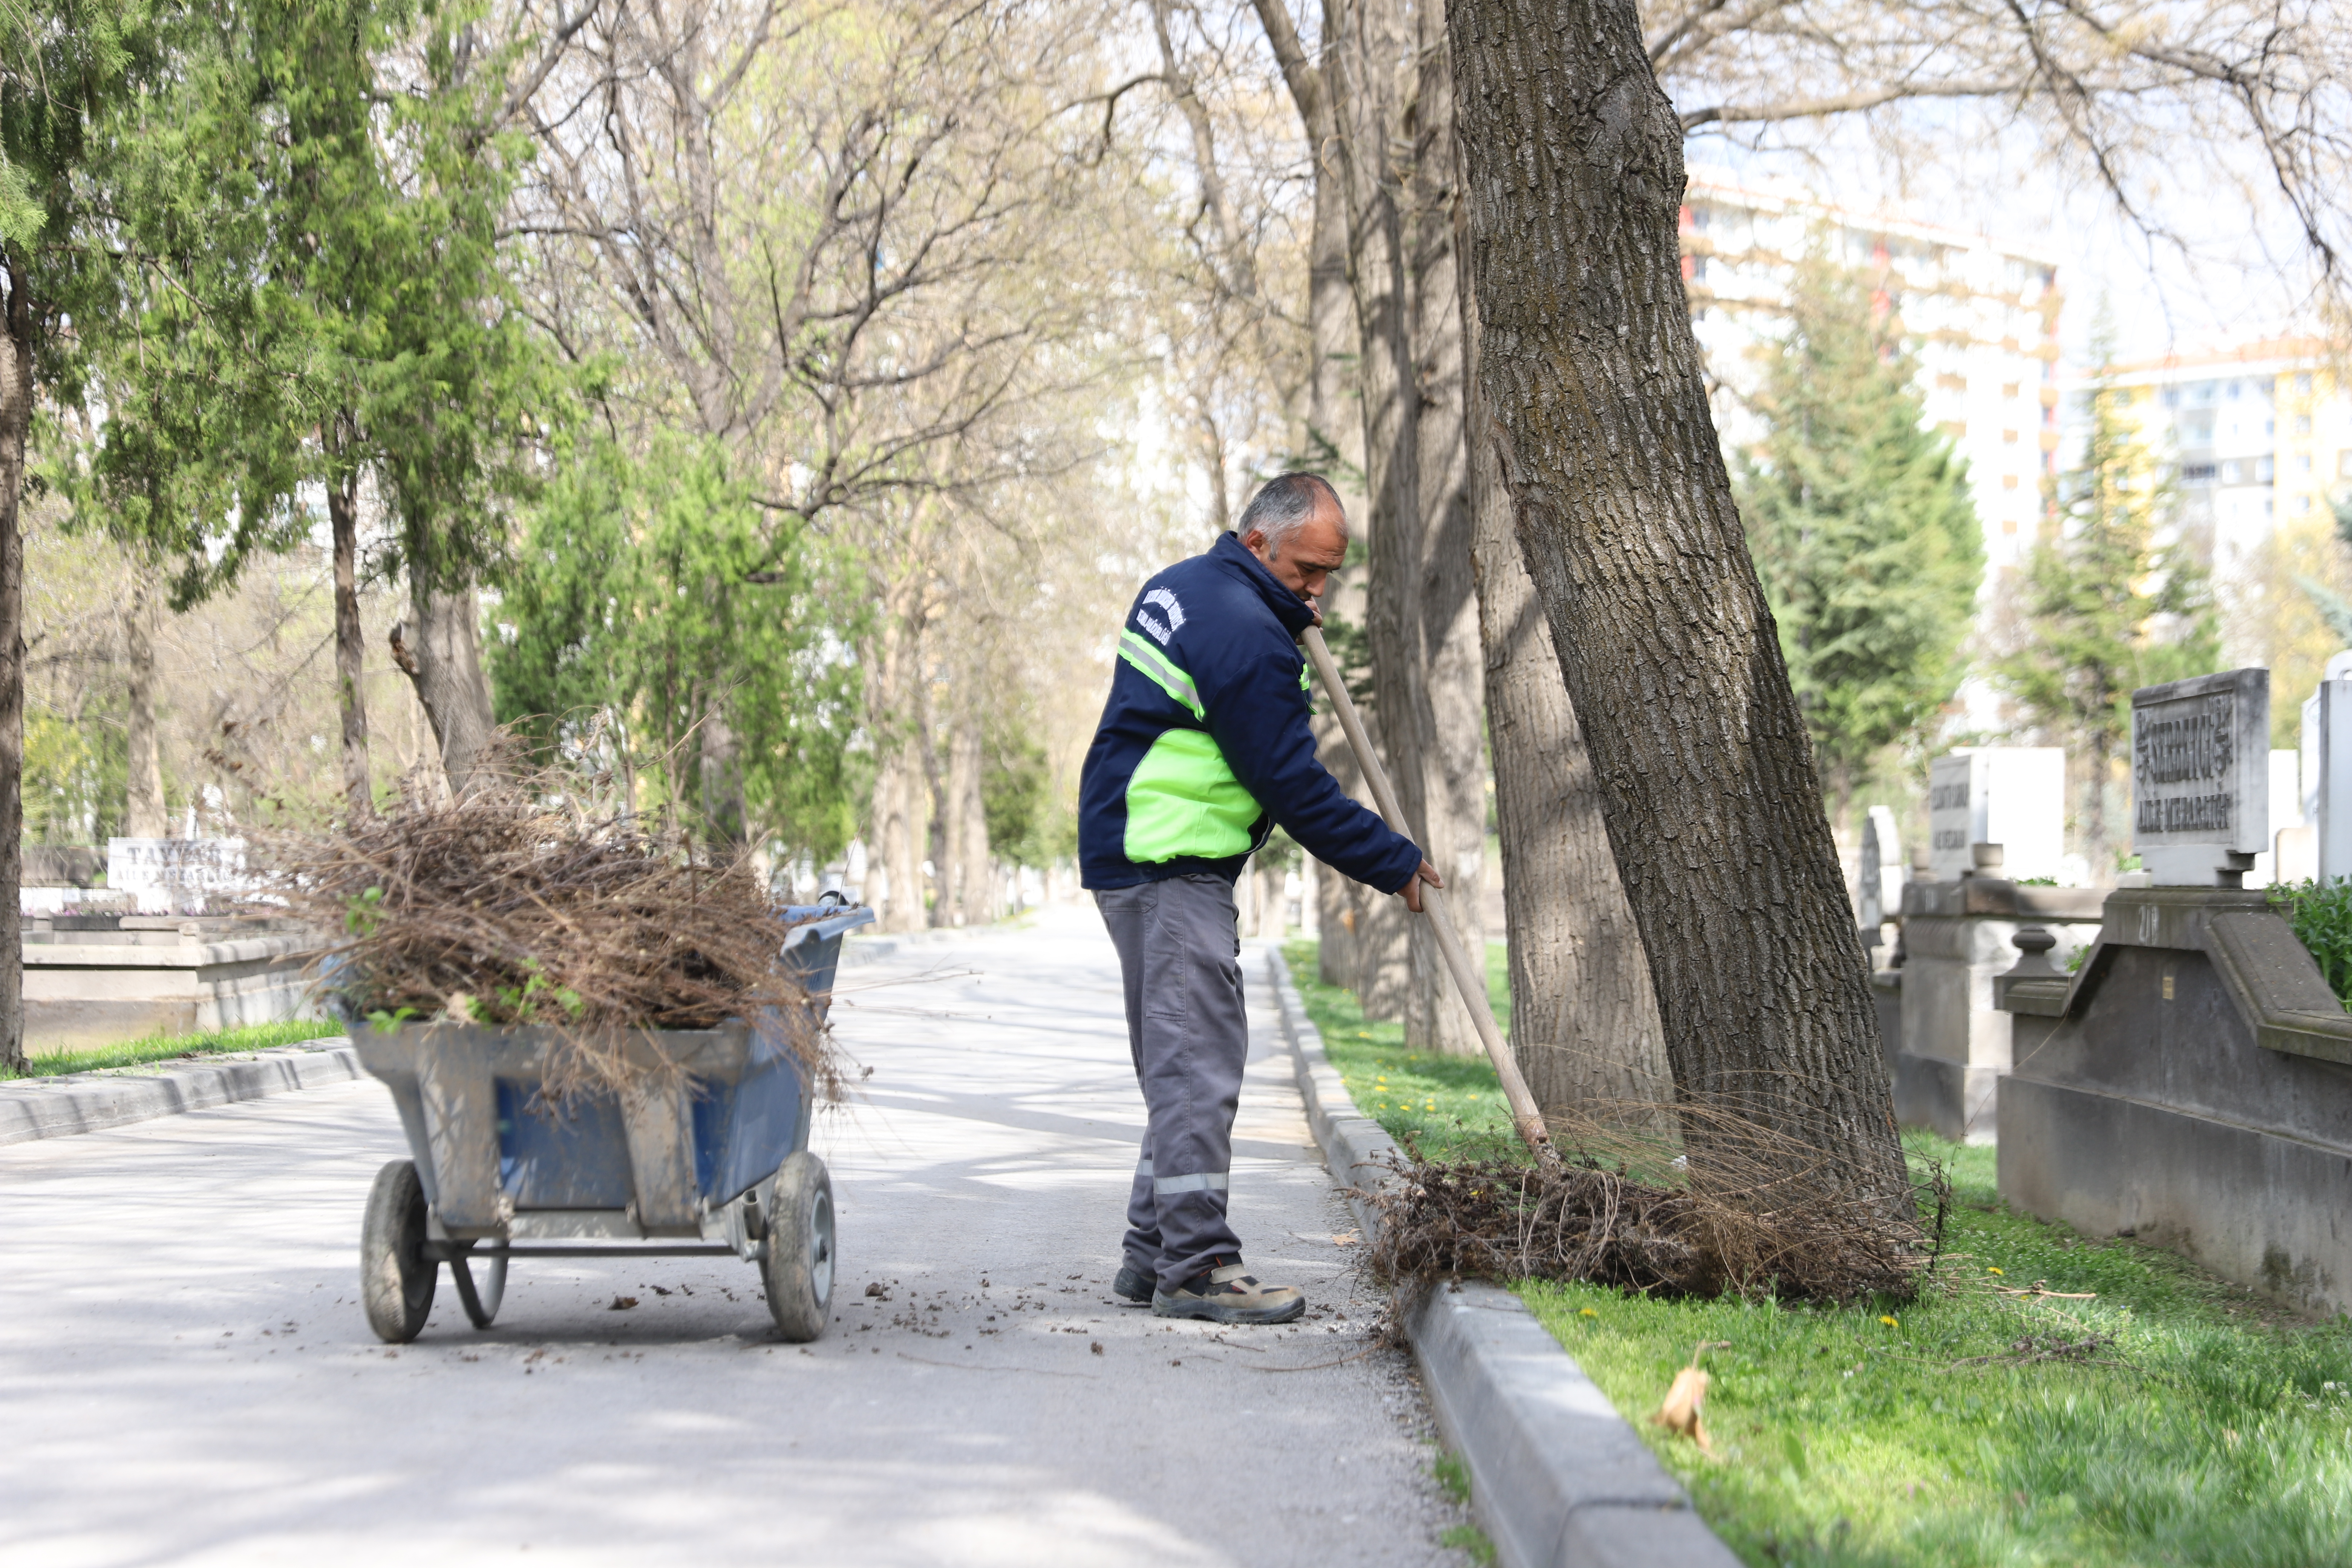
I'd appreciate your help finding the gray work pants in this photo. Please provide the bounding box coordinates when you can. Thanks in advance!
[1094,873,1250,1293]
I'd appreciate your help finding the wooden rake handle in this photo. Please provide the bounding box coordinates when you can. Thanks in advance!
[1300,626,1559,1168]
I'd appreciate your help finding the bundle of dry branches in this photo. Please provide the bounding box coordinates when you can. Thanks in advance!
[260,770,836,1102]
[1369,1099,1945,1306]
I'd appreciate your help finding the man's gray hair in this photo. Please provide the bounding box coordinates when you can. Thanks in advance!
[1237,473,1346,556]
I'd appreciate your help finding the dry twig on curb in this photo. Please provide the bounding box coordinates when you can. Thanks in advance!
[1363,1101,1945,1307]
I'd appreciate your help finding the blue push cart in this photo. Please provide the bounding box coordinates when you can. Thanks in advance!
[349,902,874,1343]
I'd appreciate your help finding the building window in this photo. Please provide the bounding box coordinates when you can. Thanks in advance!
[2297,414,2314,435]
[2296,454,2314,476]
[2221,459,2243,484]
[2114,387,2133,407]
[2297,371,2314,394]
[2184,462,2217,483]
[2342,451,2352,479]
[2002,474,2020,490]
[2295,494,2313,514]
[2003,518,2018,534]
[2228,381,2242,400]
[2003,382,2020,398]
[2003,429,2020,444]
[2163,387,2181,407]
[2259,456,2275,481]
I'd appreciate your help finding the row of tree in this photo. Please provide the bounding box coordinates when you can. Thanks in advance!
[1,0,2340,1200]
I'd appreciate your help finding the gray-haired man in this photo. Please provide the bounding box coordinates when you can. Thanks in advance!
[1076,474,1439,1324]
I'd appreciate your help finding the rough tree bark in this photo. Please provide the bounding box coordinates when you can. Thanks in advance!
[948,713,991,926]
[1329,0,1424,1027]
[1246,0,1378,991]
[0,264,28,1074]
[1400,10,1486,1055]
[390,583,498,800]
[122,579,168,838]
[1457,209,1673,1125]
[698,709,747,852]
[1447,0,1906,1193]
[326,461,371,822]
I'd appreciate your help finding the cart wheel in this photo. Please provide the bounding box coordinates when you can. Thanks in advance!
[361,1159,437,1344]
[762,1151,834,1342]
[449,1244,507,1330]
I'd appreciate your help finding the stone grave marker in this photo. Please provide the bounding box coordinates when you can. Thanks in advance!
[2131,667,2269,887]
[1927,749,2065,882]
[106,837,250,915]
[1858,805,1904,933]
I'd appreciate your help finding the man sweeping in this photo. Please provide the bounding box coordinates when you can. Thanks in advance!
[1080,472,1441,1325]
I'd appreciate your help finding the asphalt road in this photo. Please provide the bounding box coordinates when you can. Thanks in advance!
[0,903,1471,1567]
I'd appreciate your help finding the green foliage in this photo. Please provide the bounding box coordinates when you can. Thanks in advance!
[980,729,1054,866]
[1,1017,346,1079]
[491,433,865,861]
[2295,490,2352,640]
[58,0,576,606]
[2270,879,2352,1006]
[1735,252,1983,810]
[24,704,124,842]
[1997,334,2219,859]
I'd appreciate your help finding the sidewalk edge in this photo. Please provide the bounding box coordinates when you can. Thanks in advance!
[1264,947,1740,1568]
[0,1042,363,1147]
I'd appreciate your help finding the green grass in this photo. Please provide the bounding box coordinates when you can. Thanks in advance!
[1283,937,1519,1161]
[1280,939,2352,1566]
[3,1017,346,1080]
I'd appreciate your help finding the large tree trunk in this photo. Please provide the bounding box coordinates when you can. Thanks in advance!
[1330,0,1422,1026]
[122,579,168,838]
[1458,222,1672,1127]
[392,582,497,799]
[1308,75,1372,993]
[698,707,747,853]
[1245,0,1381,991]
[949,712,991,925]
[1447,0,1906,1195]
[1400,11,1486,1055]
[327,468,371,822]
[0,282,27,1074]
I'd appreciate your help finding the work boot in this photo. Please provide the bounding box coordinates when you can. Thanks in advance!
[1113,1265,1154,1304]
[1152,1260,1306,1325]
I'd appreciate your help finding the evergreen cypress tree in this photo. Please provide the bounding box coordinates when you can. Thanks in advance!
[1996,343,2219,868]
[1735,254,1984,824]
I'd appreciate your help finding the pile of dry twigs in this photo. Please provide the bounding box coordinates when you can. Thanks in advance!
[1367,1102,1945,1305]
[261,768,835,1101]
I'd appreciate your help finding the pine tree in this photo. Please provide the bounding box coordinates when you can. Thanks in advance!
[1997,349,2219,868]
[1735,254,1984,824]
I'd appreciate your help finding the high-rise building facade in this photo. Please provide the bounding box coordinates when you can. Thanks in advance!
[2066,338,2349,576]
[1678,165,2064,577]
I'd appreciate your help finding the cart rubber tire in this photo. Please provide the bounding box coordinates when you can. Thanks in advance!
[762,1151,834,1341]
[361,1159,437,1343]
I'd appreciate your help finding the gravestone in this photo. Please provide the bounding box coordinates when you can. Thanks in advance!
[1858,805,1904,935]
[1927,749,2066,883]
[2131,668,2268,887]
[105,838,250,916]
[2300,659,2352,884]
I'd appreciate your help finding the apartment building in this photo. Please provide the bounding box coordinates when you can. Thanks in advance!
[2069,338,2350,575]
[1678,165,2064,575]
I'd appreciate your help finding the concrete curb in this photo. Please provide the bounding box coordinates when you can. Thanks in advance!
[0,1041,363,1147]
[1263,949,1740,1568]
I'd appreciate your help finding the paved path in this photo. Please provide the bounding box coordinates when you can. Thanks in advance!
[0,905,1468,1566]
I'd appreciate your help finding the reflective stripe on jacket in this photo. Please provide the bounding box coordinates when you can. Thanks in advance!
[1077,533,1422,893]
